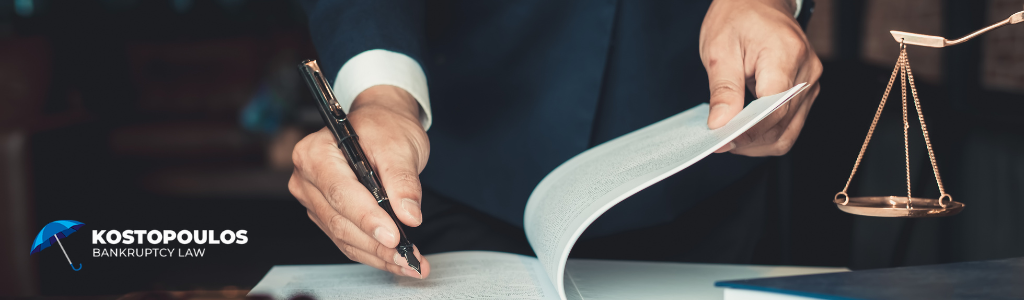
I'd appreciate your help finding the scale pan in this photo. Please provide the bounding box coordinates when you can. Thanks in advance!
[834,196,964,218]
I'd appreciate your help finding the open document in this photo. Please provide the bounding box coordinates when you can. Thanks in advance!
[250,84,813,300]
[250,251,844,300]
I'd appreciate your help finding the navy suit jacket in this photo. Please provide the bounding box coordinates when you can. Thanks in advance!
[302,0,812,237]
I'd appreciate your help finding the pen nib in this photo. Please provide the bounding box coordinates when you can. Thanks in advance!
[397,244,421,276]
[404,252,421,275]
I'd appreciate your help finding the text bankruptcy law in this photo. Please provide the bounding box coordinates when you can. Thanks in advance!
[90,229,247,258]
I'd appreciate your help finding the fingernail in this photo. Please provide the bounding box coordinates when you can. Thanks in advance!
[401,266,421,278]
[374,227,396,245]
[402,198,422,225]
[711,103,730,115]
[393,252,406,266]
[708,103,731,128]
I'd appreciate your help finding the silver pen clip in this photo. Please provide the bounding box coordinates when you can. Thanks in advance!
[299,60,357,142]
[299,60,347,120]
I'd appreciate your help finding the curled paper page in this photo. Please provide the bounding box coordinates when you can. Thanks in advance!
[523,83,808,300]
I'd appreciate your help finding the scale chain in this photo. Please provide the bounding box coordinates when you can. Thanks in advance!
[903,50,948,198]
[838,40,948,208]
[901,47,911,207]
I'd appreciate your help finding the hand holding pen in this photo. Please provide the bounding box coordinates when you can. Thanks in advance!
[290,61,431,278]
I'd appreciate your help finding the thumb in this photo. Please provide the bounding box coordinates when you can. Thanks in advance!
[705,49,746,130]
[346,90,429,229]
[374,152,425,228]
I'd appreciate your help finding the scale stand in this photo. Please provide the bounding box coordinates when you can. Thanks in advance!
[834,6,1024,218]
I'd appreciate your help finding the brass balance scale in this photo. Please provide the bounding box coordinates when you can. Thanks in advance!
[834,7,1024,218]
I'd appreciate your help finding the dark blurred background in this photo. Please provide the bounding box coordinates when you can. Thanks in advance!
[1,0,1022,297]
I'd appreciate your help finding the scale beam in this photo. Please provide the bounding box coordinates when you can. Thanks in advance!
[890,7,1023,48]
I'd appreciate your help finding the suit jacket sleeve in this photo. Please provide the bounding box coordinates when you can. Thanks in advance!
[301,0,426,83]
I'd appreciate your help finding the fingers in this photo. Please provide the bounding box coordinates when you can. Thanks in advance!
[705,30,819,156]
[699,0,823,157]
[731,83,819,157]
[728,40,820,155]
[301,139,403,249]
[288,85,432,278]
[726,104,793,156]
[306,208,431,278]
[291,128,402,246]
[703,38,747,130]
[726,82,819,156]
[290,171,390,253]
[723,33,803,150]
[751,44,800,99]
[714,141,737,153]
[294,171,430,278]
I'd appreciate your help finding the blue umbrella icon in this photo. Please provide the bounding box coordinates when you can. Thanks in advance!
[30,220,84,271]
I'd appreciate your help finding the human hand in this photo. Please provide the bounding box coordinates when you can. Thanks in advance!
[700,0,822,156]
[288,85,431,278]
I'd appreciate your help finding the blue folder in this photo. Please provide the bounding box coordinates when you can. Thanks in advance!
[716,257,1024,300]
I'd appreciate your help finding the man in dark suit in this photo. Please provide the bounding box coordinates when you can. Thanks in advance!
[290,0,821,278]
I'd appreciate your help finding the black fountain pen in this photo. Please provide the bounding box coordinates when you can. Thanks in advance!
[298,60,421,275]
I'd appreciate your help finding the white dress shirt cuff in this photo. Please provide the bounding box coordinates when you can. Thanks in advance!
[333,49,433,130]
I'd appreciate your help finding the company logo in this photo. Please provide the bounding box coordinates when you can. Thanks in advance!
[30,220,250,270]
[90,229,248,258]
[30,220,86,271]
